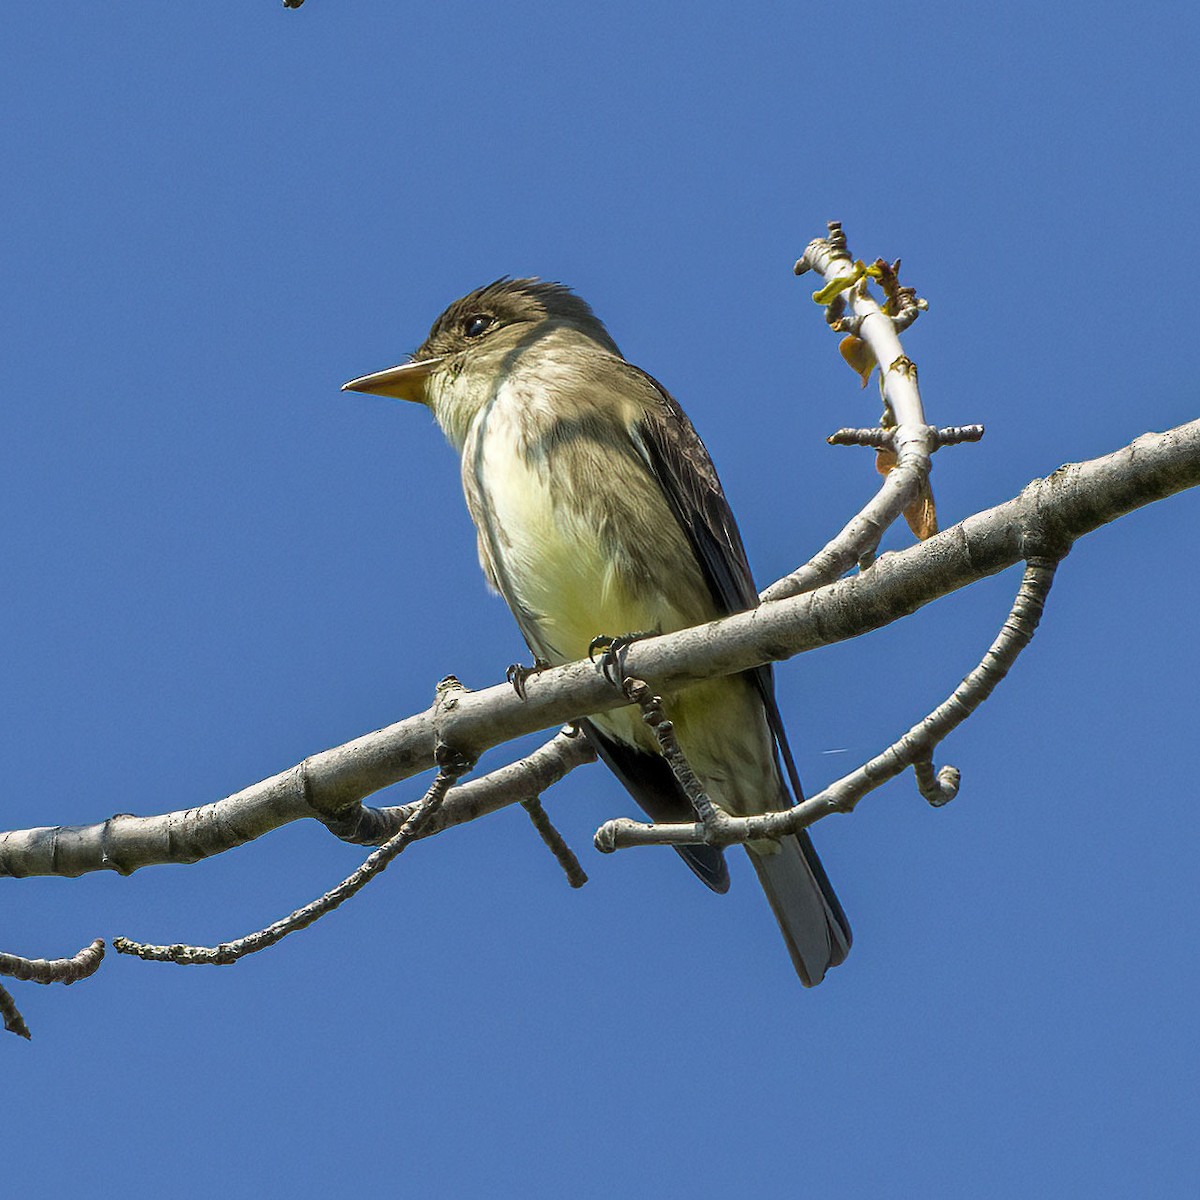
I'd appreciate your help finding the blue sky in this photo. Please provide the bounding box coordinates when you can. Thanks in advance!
[2,3,1197,1196]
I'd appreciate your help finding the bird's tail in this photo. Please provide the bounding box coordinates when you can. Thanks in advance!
[748,831,852,987]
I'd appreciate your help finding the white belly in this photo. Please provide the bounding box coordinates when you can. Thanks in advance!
[467,381,781,817]
[471,385,696,663]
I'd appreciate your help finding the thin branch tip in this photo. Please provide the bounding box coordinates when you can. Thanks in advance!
[113,757,469,967]
[0,938,106,985]
[0,984,31,1039]
[0,224,1196,1029]
[521,796,589,888]
[914,759,961,807]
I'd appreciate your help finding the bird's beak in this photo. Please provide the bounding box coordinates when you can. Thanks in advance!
[341,357,443,405]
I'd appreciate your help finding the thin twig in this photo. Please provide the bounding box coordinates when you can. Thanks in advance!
[113,748,473,966]
[0,939,105,985]
[896,556,1058,807]
[621,678,728,837]
[934,425,987,447]
[596,556,1060,852]
[0,984,31,1039]
[827,425,985,449]
[0,939,105,1039]
[0,422,1196,881]
[520,798,589,888]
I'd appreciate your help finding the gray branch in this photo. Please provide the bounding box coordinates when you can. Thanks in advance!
[519,797,589,888]
[113,748,473,966]
[0,986,30,1040]
[766,232,947,600]
[0,939,106,1038]
[596,557,1060,852]
[0,418,1195,882]
[0,939,106,986]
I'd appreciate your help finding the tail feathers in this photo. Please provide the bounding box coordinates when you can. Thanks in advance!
[749,832,852,987]
[672,842,731,894]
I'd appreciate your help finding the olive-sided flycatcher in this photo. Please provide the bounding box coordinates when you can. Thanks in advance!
[343,279,851,985]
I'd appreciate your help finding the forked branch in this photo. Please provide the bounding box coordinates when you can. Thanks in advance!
[596,556,1060,854]
[114,746,474,966]
[0,224,1197,1035]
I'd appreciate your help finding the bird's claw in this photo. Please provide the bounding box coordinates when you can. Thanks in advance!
[588,631,656,687]
[506,657,550,700]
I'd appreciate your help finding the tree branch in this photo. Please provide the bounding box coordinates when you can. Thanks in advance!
[519,797,589,888]
[596,556,1060,852]
[113,747,473,966]
[764,225,947,598]
[0,986,30,1040]
[0,939,107,1039]
[0,939,106,986]
[0,418,1194,881]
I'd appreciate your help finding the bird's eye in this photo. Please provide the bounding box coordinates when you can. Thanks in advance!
[463,314,493,338]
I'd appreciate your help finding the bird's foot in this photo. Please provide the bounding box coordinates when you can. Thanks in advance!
[588,630,658,687]
[506,657,551,700]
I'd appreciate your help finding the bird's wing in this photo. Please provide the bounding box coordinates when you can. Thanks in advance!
[624,366,760,612]
[621,363,806,803]
[622,364,851,961]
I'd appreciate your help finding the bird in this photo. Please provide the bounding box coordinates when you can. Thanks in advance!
[343,278,851,985]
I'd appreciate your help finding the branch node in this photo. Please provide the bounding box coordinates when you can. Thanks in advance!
[1019,503,1075,565]
[434,674,468,708]
[593,820,618,854]
[829,314,863,336]
[434,741,476,779]
[432,675,478,779]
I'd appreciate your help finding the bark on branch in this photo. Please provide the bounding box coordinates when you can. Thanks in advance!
[5,217,1193,1041]
[1,417,1196,881]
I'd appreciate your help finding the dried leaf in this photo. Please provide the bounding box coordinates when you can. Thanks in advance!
[904,479,939,540]
[840,335,875,388]
[876,450,939,539]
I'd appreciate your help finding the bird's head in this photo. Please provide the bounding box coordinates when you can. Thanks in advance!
[342,279,619,445]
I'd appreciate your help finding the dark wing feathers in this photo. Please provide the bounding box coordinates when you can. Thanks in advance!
[625,365,852,946]
[624,363,800,792]
[625,365,760,612]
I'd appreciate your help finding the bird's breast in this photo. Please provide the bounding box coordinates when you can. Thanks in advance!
[464,380,713,665]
